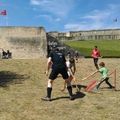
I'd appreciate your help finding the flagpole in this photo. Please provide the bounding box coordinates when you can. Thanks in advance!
[0,10,7,26]
[0,16,1,26]
[6,15,8,26]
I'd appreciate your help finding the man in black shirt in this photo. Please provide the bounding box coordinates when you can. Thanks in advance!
[41,48,74,101]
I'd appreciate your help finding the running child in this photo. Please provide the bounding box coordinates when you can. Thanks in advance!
[96,62,114,89]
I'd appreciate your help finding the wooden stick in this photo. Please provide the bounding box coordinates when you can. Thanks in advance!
[114,69,117,91]
[81,70,98,81]
[72,76,79,92]
[82,69,116,82]
[108,70,116,76]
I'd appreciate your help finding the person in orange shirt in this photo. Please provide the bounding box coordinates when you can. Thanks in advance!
[91,46,101,70]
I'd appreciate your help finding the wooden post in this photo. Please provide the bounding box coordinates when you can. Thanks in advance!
[114,69,117,91]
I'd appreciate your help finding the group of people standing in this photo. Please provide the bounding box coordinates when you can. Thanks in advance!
[42,46,114,101]
[1,49,12,59]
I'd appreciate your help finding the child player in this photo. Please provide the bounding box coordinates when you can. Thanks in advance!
[96,62,114,89]
[61,57,76,91]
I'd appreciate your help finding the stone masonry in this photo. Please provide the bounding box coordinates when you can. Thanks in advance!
[0,26,47,59]
[48,29,120,41]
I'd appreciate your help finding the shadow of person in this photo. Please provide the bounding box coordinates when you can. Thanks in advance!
[51,91,86,101]
[100,86,120,92]
[51,96,70,101]
[0,71,29,87]
[72,84,87,91]
[73,91,86,99]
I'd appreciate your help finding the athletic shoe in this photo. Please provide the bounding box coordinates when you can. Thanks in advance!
[41,96,51,101]
[69,96,75,100]
[89,86,101,93]
[109,86,115,89]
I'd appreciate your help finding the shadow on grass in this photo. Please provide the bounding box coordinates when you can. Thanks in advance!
[72,84,86,91]
[100,87,120,92]
[51,91,86,101]
[0,71,30,87]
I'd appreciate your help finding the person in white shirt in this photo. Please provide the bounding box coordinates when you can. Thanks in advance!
[61,57,76,91]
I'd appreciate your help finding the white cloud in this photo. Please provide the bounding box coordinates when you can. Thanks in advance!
[55,18,61,22]
[64,24,81,31]
[64,22,104,31]
[30,0,74,17]
[35,14,53,21]
[35,14,61,22]
[31,0,41,5]
[84,4,120,24]
[64,4,120,31]
[83,10,111,22]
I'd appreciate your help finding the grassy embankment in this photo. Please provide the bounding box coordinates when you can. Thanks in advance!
[64,40,120,57]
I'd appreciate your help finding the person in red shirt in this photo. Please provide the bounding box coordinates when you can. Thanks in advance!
[91,46,101,70]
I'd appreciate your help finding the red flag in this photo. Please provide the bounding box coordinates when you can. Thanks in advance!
[0,10,7,15]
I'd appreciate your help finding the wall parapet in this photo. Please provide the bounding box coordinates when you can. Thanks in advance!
[47,29,120,41]
[0,26,47,59]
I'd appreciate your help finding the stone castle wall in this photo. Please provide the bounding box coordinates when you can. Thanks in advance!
[1,27,120,59]
[48,29,120,41]
[0,27,47,59]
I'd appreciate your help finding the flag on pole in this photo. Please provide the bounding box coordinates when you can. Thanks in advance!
[0,10,7,15]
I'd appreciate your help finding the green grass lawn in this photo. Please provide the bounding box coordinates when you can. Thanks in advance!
[64,40,120,57]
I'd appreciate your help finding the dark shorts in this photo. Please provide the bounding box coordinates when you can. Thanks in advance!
[49,66,69,80]
[93,58,98,64]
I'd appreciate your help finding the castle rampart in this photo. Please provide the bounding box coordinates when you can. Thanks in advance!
[0,26,47,59]
[48,29,120,41]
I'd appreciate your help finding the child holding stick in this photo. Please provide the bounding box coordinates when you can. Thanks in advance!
[82,62,114,90]
[96,62,114,89]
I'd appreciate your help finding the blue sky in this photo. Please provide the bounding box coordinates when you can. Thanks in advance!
[0,0,120,32]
